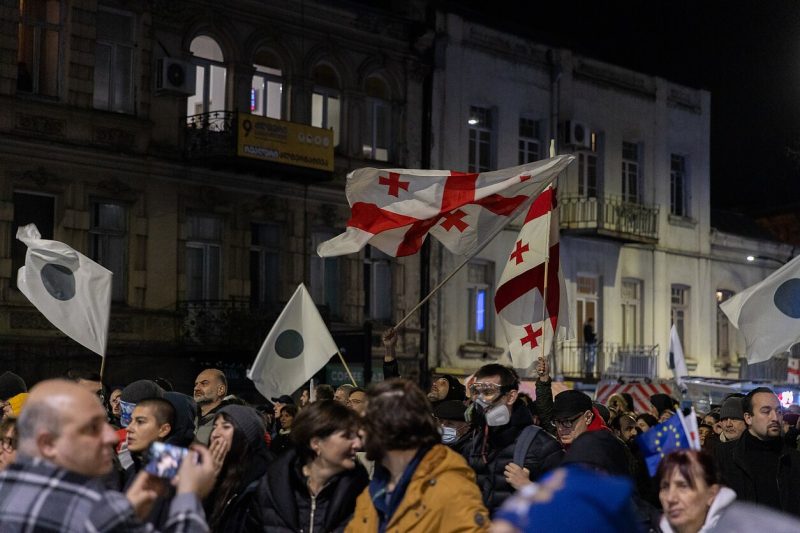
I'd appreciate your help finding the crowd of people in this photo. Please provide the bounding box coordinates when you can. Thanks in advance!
[2,334,800,532]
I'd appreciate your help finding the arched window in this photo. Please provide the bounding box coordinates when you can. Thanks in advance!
[251,49,283,119]
[311,64,340,146]
[187,36,226,117]
[362,76,390,161]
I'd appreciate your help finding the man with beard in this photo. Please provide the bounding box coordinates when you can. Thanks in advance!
[346,379,489,532]
[715,387,800,515]
[193,368,227,445]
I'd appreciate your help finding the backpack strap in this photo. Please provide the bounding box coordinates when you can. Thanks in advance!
[512,425,541,467]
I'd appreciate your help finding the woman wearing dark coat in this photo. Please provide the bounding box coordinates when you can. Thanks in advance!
[204,404,274,533]
[250,400,369,532]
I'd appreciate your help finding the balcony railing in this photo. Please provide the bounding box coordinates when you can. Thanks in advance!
[184,111,236,159]
[178,299,275,349]
[560,195,659,243]
[557,341,659,380]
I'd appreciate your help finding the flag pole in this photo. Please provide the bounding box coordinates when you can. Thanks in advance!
[337,350,359,387]
[99,355,107,384]
[392,196,539,332]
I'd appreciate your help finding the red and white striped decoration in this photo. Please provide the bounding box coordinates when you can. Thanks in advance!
[595,381,674,413]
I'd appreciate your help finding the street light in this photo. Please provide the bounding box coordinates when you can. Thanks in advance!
[746,254,787,266]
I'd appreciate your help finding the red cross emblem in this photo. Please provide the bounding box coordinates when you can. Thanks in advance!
[509,240,529,265]
[378,172,410,197]
[440,209,469,232]
[520,324,542,348]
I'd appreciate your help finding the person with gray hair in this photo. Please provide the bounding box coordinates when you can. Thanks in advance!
[0,379,217,532]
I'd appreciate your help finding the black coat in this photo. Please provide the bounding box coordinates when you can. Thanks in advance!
[250,448,369,532]
[715,431,800,516]
[461,401,563,514]
[207,446,273,533]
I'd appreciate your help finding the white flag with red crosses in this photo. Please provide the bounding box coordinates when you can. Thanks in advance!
[494,185,573,369]
[316,155,574,258]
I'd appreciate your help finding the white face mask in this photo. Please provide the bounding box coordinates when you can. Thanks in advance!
[441,426,458,443]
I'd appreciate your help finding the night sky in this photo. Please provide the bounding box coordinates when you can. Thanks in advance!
[454,1,800,214]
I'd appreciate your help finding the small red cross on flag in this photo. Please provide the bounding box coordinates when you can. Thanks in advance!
[509,240,529,265]
[440,209,469,232]
[520,324,542,348]
[378,172,410,197]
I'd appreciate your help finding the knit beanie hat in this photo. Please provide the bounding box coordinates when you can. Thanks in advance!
[0,371,27,401]
[217,405,266,446]
[720,397,744,421]
[442,375,467,402]
[649,393,676,416]
[120,380,165,403]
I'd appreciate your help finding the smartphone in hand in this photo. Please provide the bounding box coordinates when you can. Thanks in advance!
[144,441,189,479]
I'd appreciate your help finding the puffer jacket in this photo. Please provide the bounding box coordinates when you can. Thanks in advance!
[251,448,369,532]
[346,444,489,532]
[461,401,563,514]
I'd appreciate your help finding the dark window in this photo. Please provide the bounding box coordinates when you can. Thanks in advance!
[12,192,55,288]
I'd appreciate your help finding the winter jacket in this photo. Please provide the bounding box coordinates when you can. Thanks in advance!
[251,448,369,532]
[659,487,737,533]
[461,401,563,514]
[346,444,489,533]
[714,430,800,516]
[207,446,272,533]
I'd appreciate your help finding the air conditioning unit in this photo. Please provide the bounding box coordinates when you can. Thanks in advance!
[563,120,591,149]
[155,58,196,96]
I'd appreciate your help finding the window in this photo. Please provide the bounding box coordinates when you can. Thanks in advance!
[93,8,134,113]
[578,152,598,198]
[90,200,128,302]
[12,192,55,288]
[671,285,690,354]
[251,49,283,119]
[716,289,735,361]
[576,275,599,343]
[467,261,494,343]
[364,247,392,321]
[468,106,493,172]
[311,64,341,146]
[670,154,688,217]
[250,223,280,310]
[187,36,226,117]
[186,215,222,300]
[17,0,62,96]
[311,231,341,318]
[518,118,541,164]
[621,141,640,203]
[362,77,390,161]
[621,279,642,346]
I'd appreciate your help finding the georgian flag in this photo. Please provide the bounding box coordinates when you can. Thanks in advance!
[494,186,572,369]
[317,155,574,258]
[16,224,111,356]
[248,284,338,400]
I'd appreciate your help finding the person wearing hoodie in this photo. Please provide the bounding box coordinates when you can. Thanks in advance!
[346,379,489,532]
[205,404,273,532]
[657,449,738,533]
[164,392,198,447]
[252,400,368,532]
[460,364,563,514]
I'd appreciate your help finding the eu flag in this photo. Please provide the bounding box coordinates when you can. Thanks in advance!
[635,412,690,476]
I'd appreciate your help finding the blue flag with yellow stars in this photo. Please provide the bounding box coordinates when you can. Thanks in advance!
[635,412,690,476]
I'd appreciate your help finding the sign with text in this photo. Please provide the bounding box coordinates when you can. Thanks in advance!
[237,114,334,172]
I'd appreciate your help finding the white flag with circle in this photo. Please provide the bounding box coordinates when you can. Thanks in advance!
[16,224,111,356]
[247,284,338,399]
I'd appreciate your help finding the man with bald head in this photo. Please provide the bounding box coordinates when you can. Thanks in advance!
[193,368,227,444]
[0,379,216,532]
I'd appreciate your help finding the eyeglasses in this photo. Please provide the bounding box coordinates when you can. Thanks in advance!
[0,436,16,452]
[552,413,585,430]
[469,382,507,400]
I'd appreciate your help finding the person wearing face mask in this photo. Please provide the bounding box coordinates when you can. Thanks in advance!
[460,364,563,515]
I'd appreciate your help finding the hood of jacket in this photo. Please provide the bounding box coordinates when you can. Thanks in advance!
[164,392,197,447]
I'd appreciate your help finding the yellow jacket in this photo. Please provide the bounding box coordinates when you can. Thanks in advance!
[346,444,490,533]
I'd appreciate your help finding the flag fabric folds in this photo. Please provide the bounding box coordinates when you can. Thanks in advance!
[668,324,689,391]
[493,185,572,369]
[248,284,338,400]
[636,410,700,476]
[317,155,574,258]
[720,255,800,364]
[16,224,111,356]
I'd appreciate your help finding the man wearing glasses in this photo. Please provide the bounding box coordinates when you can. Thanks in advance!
[551,389,606,448]
[461,363,562,514]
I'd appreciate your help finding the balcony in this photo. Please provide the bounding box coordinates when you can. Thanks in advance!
[184,111,237,160]
[560,195,659,243]
[557,341,659,380]
[178,299,276,350]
